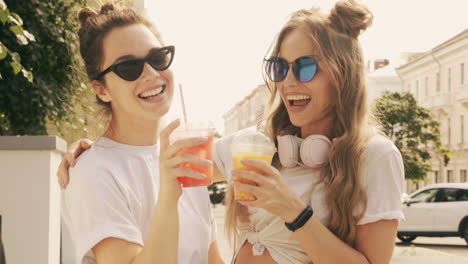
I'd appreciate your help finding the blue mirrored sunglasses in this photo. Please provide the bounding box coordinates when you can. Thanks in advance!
[264,56,318,83]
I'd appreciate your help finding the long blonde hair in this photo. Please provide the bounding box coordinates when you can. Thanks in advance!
[225,0,375,247]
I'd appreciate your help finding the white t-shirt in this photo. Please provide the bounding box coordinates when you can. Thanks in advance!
[61,137,216,264]
[214,132,405,227]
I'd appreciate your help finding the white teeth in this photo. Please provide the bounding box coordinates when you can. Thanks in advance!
[140,87,163,98]
[286,95,311,101]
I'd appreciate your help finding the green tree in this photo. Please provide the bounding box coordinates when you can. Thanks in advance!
[0,0,89,136]
[374,91,451,182]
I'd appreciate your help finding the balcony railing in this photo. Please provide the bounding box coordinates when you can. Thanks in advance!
[421,94,451,112]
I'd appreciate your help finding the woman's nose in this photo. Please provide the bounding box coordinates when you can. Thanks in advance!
[140,63,161,82]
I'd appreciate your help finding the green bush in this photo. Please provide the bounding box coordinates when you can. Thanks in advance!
[0,0,89,136]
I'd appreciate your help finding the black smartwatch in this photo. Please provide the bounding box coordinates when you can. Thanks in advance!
[285,205,314,232]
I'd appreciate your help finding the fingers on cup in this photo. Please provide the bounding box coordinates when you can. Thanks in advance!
[234,181,256,193]
[172,167,206,179]
[241,159,279,178]
[167,137,208,157]
[233,170,269,186]
[160,119,181,149]
[168,153,212,168]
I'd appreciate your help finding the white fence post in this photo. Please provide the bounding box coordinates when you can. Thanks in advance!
[0,136,66,264]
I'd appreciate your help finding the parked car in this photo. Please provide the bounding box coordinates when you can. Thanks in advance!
[208,182,227,205]
[397,183,468,244]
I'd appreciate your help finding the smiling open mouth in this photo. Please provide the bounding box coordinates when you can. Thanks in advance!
[287,95,311,107]
[138,85,165,100]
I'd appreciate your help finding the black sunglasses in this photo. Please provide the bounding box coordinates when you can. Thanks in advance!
[95,45,175,81]
[264,56,318,83]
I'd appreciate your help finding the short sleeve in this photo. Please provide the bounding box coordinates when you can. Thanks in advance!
[61,163,143,263]
[357,139,405,225]
[213,135,234,181]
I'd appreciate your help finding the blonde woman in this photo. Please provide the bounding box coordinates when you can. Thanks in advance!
[216,1,404,263]
[59,1,404,263]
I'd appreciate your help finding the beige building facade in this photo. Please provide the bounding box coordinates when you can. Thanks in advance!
[397,29,468,193]
[223,85,270,135]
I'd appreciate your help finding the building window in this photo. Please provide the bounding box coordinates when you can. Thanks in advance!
[462,115,465,144]
[447,170,453,182]
[448,118,451,145]
[425,77,428,96]
[461,170,467,182]
[435,170,440,183]
[436,72,440,92]
[448,68,451,91]
[462,63,465,85]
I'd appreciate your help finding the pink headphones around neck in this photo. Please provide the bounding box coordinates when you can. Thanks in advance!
[277,134,332,169]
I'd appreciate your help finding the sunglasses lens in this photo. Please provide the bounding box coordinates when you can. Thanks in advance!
[294,57,317,82]
[266,58,287,82]
[148,47,174,71]
[115,60,144,81]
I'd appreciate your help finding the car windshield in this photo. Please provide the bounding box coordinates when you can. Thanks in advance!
[411,189,438,203]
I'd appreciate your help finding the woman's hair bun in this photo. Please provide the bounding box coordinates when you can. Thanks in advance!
[100,2,115,15]
[328,0,373,38]
[78,7,98,26]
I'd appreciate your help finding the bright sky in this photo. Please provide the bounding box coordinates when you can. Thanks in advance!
[146,0,468,134]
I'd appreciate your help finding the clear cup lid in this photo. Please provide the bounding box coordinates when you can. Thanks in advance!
[231,129,276,155]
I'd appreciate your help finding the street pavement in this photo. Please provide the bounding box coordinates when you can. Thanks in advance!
[395,237,468,259]
[212,205,468,264]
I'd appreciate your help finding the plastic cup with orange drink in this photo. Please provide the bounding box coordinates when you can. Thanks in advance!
[171,126,214,188]
[231,130,276,201]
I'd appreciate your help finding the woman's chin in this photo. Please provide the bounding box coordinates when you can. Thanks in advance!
[142,103,171,122]
[288,116,308,128]
[289,115,322,131]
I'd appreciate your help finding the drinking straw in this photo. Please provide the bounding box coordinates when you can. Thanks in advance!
[179,84,188,129]
[256,104,265,132]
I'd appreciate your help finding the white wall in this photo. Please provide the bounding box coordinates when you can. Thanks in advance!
[0,139,64,264]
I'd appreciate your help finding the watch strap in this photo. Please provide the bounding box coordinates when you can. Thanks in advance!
[284,205,313,232]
